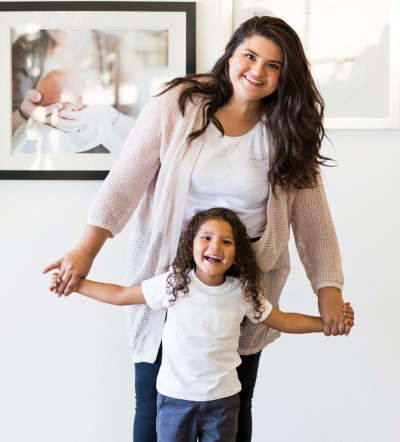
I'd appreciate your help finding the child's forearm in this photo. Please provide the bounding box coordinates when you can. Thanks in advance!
[76,279,145,306]
[263,308,323,334]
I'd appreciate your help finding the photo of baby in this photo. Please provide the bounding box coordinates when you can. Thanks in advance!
[11,28,169,155]
[13,68,125,154]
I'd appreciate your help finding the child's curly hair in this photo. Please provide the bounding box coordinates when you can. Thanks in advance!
[166,208,265,319]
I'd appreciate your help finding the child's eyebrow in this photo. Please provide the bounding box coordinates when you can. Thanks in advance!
[201,231,235,241]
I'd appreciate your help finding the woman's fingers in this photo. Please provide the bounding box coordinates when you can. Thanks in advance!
[57,271,71,296]
[43,260,62,274]
[337,319,346,336]
[50,114,82,132]
[64,274,82,296]
[32,103,63,123]
[25,89,42,103]
[44,103,64,116]
[57,271,82,297]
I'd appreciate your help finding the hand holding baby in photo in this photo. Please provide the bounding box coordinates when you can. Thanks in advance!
[13,68,124,154]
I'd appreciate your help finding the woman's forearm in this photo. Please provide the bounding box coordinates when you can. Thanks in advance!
[75,225,112,259]
[12,109,26,134]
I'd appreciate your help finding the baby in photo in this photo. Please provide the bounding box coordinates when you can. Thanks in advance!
[12,68,125,154]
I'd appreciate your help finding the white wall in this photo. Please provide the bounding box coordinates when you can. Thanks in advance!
[1,1,399,441]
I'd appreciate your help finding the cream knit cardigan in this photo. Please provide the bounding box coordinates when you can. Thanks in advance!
[88,86,344,363]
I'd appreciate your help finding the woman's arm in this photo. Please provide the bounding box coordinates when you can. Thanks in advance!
[43,225,111,296]
[50,273,145,306]
[262,303,354,335]
[12,89,63,134]
[44,87,181,296]
[291,173,345,336]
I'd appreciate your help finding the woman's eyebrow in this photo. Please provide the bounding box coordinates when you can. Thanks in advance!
[243,48,283,65]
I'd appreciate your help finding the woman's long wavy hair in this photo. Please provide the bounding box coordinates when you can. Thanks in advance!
[166,208,264,319]
[159,16,331,194]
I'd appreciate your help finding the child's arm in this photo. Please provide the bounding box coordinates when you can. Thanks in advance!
[262,303,354,335]
[50,273,145,306]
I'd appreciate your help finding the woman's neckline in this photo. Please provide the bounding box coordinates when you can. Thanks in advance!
[210,120,261,139]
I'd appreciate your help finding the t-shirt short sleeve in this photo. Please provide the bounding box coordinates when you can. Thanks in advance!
[245,298,273,324]
[141,272,170,310]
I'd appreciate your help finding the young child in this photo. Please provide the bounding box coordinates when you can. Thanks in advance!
[50,208,354,442]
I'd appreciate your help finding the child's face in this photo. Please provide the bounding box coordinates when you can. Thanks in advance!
[192,219,236,286]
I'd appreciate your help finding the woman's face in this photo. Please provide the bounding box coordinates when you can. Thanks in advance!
[228,35,283,105]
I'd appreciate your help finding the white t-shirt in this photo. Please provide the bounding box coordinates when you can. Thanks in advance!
[183,122,270,238]
[141,270,273,401]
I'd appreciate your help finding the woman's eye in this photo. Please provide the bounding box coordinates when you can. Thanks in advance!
[245,53,255,61]
[269,63,279,70]
[223,240,232,245]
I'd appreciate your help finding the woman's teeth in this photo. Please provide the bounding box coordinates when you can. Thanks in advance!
[245,75,263,85]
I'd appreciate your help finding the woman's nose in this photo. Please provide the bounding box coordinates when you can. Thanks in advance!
[251,63,264,77]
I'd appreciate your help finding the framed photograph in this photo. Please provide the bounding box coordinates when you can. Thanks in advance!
[0,1,196,180]
[234,0,400,129]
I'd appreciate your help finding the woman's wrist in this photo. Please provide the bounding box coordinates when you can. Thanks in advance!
[18,105,29,121]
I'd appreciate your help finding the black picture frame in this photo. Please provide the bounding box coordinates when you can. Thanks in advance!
[0,1,196,180]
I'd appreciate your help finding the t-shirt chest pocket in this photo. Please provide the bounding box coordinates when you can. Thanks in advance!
[212,309,238,337]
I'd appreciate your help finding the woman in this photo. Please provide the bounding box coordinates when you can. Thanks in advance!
[44,17,347,442]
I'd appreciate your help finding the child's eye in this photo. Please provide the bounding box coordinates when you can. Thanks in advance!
[201,236,210,241]
[223,240,233,245]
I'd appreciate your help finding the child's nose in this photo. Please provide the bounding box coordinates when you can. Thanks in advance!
[210,241,222,250]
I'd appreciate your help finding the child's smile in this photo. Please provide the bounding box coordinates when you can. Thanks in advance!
[193,219,236,286]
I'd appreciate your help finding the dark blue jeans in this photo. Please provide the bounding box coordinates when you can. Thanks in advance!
[156,393,240,442]
[133,346,262,442]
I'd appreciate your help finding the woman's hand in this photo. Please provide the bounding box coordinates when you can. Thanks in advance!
[43,225,111,296]
[318,287,350,336]
[43,248,94,296]
[52,105,119,133]
[49,272,82,297]
[20,89,63,122]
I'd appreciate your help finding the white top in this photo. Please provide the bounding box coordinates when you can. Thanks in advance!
[183,122,270,238]
[142,270,273,401]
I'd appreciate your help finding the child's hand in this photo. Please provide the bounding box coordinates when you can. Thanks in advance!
[342,302,355,336]
[49,273,62,297]
[50,273,81,297]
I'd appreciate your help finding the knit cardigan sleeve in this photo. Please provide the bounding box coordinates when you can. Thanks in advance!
[290,173,344,294]
[87,87,181,237]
